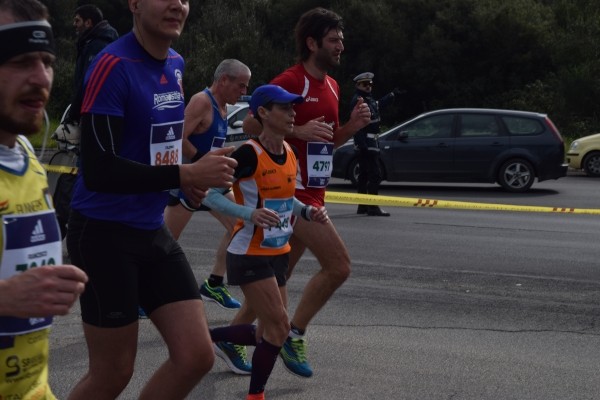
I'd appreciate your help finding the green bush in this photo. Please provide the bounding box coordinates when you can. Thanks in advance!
[42,0,600,139]
[28,118,60,149]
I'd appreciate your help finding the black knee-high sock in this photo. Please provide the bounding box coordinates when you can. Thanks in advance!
[210,324,257,345]
[249,338,281,395]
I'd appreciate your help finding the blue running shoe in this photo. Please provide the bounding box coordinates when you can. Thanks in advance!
[138,306,148,319]
[213,342,252,375]
[279,336,313,378]
[200,280,241,309]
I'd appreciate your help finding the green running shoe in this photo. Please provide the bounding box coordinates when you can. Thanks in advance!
[279,336,313,378]
[200,279,241,309]
[214,341,252,375]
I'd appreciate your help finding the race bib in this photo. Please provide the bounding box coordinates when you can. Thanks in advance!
[210,136,226,151]
[306,142,334,188]
[150,120,183,166]
[261,198,294,248]
[0,210,62,335]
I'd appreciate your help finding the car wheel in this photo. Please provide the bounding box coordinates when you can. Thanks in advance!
[347,157,385,186]
[497,159,535,192]
[582,151,600,177]
[348,157,360,186]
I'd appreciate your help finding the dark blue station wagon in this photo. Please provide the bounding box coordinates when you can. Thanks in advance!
[332,108,568,192]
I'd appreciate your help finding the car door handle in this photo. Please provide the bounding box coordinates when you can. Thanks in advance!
[436,142,449,147]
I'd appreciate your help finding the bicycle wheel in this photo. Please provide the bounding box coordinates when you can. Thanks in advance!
[47,149,78,240]
[47,149,78,195]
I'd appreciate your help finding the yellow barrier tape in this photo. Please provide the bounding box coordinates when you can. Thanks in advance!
[38,165,600,216]
[325,191,600,215]
[43,164,78,175]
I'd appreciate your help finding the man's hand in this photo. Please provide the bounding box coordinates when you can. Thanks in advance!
[0,265,88,318]
[393,88,406,97]
[329,97,372,148]
[292,116,334,142]
[309,206,330,224]
[179,146,238,207]
[349,97,372,131]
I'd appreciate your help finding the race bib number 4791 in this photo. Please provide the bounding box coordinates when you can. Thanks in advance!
[306,142,333,188]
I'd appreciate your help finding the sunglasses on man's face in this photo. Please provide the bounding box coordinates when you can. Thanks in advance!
[361,81,373,87]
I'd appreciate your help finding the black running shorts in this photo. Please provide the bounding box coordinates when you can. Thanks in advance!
[167,190,210,212]
[66,210,201,327]
[226,252,289,287]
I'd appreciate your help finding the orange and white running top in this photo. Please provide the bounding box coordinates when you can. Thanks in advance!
[228,139,297,256]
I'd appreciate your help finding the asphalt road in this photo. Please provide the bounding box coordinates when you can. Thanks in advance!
[48,174,600,400]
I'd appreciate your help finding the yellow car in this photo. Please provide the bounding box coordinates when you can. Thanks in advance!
[567,133,600,176]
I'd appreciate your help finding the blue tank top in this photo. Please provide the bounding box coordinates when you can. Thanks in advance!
[187,88,227,157]
[71,32,185,229]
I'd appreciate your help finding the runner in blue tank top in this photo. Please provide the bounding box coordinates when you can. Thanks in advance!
[165,60,251,319]
[187,88,228,156]
[65,1,237,399]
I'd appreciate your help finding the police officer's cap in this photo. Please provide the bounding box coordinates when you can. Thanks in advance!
[353,72,374,83]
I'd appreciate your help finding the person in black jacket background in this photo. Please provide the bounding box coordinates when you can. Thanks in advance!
[350,72,402,216]
[66,4,118,124]
[51,5,118,242]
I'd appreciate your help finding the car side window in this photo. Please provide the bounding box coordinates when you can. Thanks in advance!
[502,116,544,136]
[458,115,500,137]
[402,115,453,138]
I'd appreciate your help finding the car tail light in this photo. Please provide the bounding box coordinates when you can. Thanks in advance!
[545,117,564,144]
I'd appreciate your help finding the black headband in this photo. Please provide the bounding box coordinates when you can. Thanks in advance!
[0,20,55,65]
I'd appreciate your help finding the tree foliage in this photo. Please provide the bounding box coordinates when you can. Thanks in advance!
[42,0,600,138]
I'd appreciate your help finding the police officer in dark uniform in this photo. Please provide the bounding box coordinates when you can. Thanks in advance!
[350,72,401,216]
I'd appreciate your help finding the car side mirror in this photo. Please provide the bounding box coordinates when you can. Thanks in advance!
[397,131,408,140]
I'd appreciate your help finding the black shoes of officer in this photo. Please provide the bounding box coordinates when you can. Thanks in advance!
[358,205,390,216]
[367,205,390,217]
